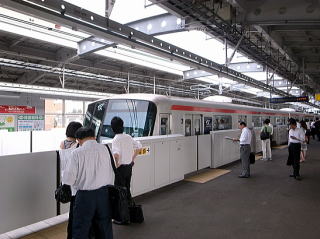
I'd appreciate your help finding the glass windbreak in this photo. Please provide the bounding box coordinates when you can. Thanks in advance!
[238,115,247,123]
[100,99,157,139]
[212,115,232,130]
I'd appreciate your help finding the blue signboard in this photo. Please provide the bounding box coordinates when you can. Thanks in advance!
[270,96,309,104]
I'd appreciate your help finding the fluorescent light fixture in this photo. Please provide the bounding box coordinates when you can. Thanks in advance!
[0,94,20,99]
[0,82,113,99]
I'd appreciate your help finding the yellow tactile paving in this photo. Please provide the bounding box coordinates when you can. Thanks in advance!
[21,222,67,239]
[185,169,231,183]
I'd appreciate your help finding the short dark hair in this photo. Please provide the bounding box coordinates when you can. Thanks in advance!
[265,119,270,124]
[289,118,297,125]
[111,116,124,134]
[66,121,83,138]
[239,121,246,127]
[75,127,95,139]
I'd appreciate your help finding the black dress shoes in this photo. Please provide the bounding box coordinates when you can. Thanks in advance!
[294,176,302,181]
[289,174,295,177]
[238,175,249,178]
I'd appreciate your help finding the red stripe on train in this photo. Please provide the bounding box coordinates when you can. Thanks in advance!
[170,105,288,116]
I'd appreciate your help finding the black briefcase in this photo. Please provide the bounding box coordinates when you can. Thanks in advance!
[129,203,144,223]
[249,153,255,164]
[108,185,130,223]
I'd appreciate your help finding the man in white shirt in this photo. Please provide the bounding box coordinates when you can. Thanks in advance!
[63,127,114,239]
[111,117,142,210]
[233,122,252,178]
[287,119,305,180]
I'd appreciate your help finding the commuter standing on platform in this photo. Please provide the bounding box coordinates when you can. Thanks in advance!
[314,117,320,141]
[233,122,252,178]
[111,116,142,209]
[300,121,308,162]
[287,119,305,181]
[266,118,273,146]
[261,120,272,161]
[59,121,82,239]
[63,127,114,239]
[60,121,83,149]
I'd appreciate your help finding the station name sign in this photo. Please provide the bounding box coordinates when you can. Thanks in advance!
[270,96,309,104]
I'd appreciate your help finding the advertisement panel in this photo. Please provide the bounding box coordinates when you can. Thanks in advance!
[0,115,15,132]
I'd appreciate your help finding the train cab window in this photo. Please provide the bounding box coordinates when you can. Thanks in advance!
[252,116,262,127]
[95,99,157,139]
[83,101,107,137]
[213,115,232,131]
[160,113,170,135]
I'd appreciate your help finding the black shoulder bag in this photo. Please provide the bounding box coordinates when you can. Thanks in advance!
[260,126,270,140]
[105,144,130,223]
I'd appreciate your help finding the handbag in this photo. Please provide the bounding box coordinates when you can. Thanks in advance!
[105,144,130,223]
[129,202,144,223]
[55,184,72,203]
[260,126,270,140]
[249,152,255,164]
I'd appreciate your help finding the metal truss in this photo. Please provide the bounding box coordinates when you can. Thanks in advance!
[1,0,319,109]
[150,0,314,94]
[0,58,196,96]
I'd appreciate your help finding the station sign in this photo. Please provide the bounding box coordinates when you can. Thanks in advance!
[0,105,36,114]
[269,96,309,104]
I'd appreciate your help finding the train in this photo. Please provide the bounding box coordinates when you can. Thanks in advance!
[83,93,316,142]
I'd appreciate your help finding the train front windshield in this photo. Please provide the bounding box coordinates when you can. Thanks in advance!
[84,99,157,140]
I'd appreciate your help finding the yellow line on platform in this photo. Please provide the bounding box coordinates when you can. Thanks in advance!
[21,222,67,239]
[185,169,231,184]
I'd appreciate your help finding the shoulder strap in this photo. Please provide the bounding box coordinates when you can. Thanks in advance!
[105,144,117,173]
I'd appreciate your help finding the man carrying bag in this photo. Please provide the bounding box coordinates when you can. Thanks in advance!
[63,127,114,239]
[260,119,272,161]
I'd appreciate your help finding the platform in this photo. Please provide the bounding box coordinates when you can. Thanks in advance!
[21,140,320,239]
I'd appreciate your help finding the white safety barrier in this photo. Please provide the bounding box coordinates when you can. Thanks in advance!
[197,134,212,170]
[0,135,198,234]
[273,125,288,145]
[0,151,57,234]
[211,129,241,168]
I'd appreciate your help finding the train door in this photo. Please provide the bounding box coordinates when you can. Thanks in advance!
[185,114,192,136]
[159,113,170,135]
[193,114,203,135]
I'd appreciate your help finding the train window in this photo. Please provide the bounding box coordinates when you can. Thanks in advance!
[185,118,192,136]
[276,117,284,125]
[203,116,212,134]
[212,115,232,130]
[238,115,247,124]
[97,99,156,139]
[252,116,262,127]
[160,114,170,135]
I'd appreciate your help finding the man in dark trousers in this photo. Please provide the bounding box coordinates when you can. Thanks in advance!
[287,119,305,180]
[233,122,252,178]
[314,117,320,141]
[63,127,114,239]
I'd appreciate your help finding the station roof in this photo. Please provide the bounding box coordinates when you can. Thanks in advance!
[0,0,319,112]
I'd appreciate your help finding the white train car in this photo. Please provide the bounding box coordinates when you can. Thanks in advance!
[83,93,315,142]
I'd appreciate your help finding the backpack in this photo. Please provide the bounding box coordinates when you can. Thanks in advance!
[260,126,270,140]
